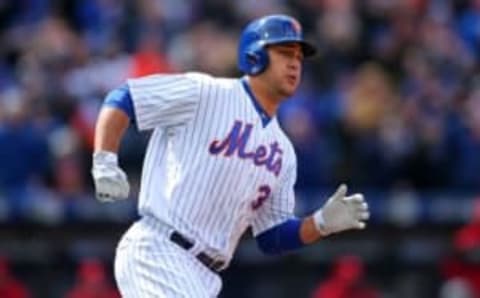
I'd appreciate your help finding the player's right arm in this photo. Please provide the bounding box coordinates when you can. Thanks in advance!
[94,107,130,154]
[91,73,205,202]
[91,85,134,202]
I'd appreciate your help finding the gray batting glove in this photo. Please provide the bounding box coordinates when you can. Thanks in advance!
[313,184,369,236]
[91,151,130,202]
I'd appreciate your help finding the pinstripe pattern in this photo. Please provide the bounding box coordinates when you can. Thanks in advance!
[121,73,297,296]
[128,73,202,130]
[115,217,222,297]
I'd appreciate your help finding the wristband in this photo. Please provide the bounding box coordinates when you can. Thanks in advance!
[93,150,118,165]
[313,209,329,236]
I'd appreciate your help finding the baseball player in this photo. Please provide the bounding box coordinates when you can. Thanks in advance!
[91,14,370,297]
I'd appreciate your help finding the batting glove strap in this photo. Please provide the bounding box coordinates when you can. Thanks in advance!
[313,184,369,236]
[313,209,329,236]
[93,150,119,166]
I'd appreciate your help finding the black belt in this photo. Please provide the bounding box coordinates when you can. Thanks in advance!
[169,231,225,272]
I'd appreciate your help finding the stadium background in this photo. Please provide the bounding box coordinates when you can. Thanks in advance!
[1,0,480,297]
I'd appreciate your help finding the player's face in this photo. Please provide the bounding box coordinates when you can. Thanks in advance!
[264,43,304,98]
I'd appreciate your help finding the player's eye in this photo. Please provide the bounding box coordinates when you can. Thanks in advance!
[279,50,294,57]
[281,49,302,59]
[286,51,303,62]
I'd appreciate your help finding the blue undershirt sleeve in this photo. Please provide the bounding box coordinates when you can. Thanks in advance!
[255,218,305,255]
[103,84,136,125]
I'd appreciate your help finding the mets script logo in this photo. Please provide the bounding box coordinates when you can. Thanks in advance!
[209,121,282,176]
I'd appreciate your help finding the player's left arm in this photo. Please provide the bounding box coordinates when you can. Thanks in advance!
[255,184,369,255]
[300,183,369,243]
[252,161,369,255]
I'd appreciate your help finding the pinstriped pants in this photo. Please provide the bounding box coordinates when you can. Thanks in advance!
[114,217,223,297]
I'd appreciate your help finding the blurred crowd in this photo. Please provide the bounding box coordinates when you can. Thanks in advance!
[1,0,480,220]
[3,1,480,296]
[0,256,120,298]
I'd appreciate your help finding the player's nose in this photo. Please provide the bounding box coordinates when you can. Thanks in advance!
[289,55,302,71]
[288,60,301,74]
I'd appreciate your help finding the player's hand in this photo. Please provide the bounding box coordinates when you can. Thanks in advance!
[91,151,130,202]
[313,184,369,236]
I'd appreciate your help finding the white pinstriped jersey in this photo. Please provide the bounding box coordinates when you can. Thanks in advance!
[127,72,297,266]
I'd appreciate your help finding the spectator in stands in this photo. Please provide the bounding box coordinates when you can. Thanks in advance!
[0,257,30,298]
[441,197,480,297]
[311,255,380,298]
[0,88,50,219]
[65,258,120,298]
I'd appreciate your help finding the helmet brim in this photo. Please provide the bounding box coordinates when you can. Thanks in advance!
[298,41,317,58]
[262,39,317,58]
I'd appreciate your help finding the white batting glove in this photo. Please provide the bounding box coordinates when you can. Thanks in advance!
[91,151,130,202]
[313,184,369,236]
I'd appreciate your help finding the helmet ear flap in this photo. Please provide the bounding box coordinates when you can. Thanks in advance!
[246,52,258,64]
[244,47,269,75]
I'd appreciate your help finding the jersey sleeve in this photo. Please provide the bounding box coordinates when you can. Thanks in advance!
[127,72,204,130]
[250,161,297,236]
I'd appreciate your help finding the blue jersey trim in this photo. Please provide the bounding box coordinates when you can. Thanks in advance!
[240,78,272,127]
[255,218,304,255]
[103,84,136,124]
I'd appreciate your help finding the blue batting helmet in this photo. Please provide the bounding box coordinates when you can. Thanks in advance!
[237,14,317,75]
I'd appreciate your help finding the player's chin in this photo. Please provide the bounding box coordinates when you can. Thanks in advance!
[280,84,297,98]
[285,79,299,94]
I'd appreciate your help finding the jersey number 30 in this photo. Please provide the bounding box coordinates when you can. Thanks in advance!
[251,185,271,210]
